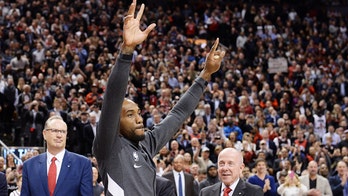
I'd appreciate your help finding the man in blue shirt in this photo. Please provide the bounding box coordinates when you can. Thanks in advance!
[248,158,277,196]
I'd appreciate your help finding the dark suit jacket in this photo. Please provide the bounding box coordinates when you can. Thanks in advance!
[21,151,93,196]
[329,174,345,196]
[23,110,45,131]
[0,172,7,196]
[76,120,89,155]
[162,171,198,196]
[23,110,45,146]
[199,179,263,196]
[83,123,96,156]
[156,175,176,196]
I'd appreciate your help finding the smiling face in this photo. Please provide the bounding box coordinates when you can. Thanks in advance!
[120,99,145,142]
[218,148,244,186]
[92,167,99,183]
[255,159,267,174]
[173,155,184,172]
[336,161,347,176]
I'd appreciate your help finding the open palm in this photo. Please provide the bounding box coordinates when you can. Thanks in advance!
[123,0,156,48]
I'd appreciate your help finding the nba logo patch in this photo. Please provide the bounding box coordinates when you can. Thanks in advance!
[133,152,139,161]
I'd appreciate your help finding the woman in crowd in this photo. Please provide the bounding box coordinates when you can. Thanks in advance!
[277,171,308,196]
[6,154,16,170]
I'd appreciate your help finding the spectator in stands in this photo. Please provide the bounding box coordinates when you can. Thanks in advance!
[228,131,242,151]
[248,158,277,196]
[273,127,291,151]
[255,140,274,168]
[5,154,16,170]
[241,166,253,181]
[83,113,97,156]
[299,160,333,196]
[323,124,341,145]
[199,164,219,191]
[259,129,277,157]
[85,83,101,106]
[337,130,348,149]
[222,116,242,141]
[193,146,213,171]
[319,163,331,178]
[23,100,45,146]
[163,155,198,196]
[9,174,21,196]
[277,171,308,196]
[92,167,104,196]
[329,160,348,196]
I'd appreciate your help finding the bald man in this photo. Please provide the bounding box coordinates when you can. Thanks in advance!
[199,148,262,196]
[299,160,332,196]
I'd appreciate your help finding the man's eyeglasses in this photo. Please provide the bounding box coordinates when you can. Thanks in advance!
[46,129,67,134]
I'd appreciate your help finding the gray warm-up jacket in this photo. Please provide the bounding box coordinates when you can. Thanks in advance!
[93,53,208,196]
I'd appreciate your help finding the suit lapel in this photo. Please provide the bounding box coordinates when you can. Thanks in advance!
[212,183,222,195]
[54,151,72,194]
[232,179,246,196]
[39,153,50,196]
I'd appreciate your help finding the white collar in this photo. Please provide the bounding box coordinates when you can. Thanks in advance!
[47,149,65,164]
[221,178,240,194]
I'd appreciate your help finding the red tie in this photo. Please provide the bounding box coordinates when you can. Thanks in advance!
[224,187,232,196]
[48,157,57,196]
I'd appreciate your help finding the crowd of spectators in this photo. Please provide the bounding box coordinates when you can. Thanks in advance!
[1,0,348,195]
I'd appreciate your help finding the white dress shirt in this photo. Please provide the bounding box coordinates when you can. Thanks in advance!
[47,150,65,182]
[173,170,186,196]
[220,178,240,196]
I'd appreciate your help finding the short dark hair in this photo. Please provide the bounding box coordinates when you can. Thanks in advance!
[254,158,267,166]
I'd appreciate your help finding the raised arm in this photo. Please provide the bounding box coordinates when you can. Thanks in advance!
[121,0,156,54]
[199,38,225,81]
[94,0,156,159]
[146,39,226,154]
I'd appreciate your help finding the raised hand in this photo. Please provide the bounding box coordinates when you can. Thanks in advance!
[199,38,226,81]
[122,0,156,54]
[264,178,271,189]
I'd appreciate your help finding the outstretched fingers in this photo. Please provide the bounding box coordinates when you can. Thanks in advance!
[211,38,219,53]
[127,0,136,16]
[143,23,157,35]
[136,4,145,21]
[207,38,220,59]
[123,0,137,23]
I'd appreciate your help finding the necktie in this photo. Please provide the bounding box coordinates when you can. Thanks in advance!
[224,187,232,196]
[178,173,183,196]
[48,157,57,196]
